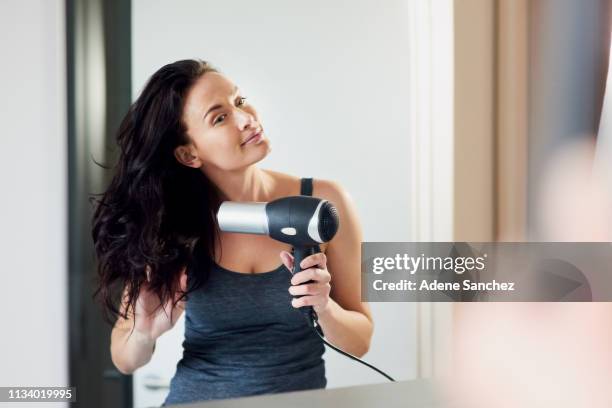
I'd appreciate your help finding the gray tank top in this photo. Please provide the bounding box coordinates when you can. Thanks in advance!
[163,178,326,406]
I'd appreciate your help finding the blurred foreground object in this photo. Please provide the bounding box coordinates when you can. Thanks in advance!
[446,138,612,407]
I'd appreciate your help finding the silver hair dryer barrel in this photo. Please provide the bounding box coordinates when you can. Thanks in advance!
[216,202,269,235]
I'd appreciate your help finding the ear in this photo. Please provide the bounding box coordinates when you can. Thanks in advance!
[174,145,202,168]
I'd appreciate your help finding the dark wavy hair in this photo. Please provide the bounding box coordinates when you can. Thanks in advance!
[91,59,222,326]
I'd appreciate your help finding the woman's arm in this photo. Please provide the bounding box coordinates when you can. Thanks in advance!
[110,298,157,375]
[286,179,373,357]
[110,275,187,374]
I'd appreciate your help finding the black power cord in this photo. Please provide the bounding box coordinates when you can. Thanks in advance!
[304,309,396,382]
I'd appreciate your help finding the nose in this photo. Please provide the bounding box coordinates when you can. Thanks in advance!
[235,108,256,130]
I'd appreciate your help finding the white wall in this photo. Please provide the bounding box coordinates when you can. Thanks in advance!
[0,1,68,407]
[132,1,415,405]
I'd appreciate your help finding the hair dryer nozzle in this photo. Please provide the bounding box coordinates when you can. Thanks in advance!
[217,202,269,235]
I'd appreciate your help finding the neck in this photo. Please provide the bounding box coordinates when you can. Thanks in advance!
[202,165,273,202]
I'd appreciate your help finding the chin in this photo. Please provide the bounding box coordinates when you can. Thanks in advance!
[244,143,271,166]
[255,139,272,158]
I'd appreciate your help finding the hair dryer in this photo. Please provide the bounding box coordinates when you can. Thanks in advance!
[216,195,396,382]
[216,196,340,325]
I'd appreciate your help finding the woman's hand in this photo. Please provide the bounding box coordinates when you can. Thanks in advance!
[123,267,188,341]
[280,251,332,314]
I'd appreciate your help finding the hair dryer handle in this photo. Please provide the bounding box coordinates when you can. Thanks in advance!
[291,245,321,275]
[291,245,321,326]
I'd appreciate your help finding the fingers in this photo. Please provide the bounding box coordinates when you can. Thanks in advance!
[299,252,327,271]
[280,251,294,271]
[290,283,331,311]
[291,295,326,309]
[179,267,188,292]
[172,269,189,307]
[164,295,186,316]
[290,267,331,286]
[280,252,328,275]
[288,264,332,313]
[160,297,185,328]
[288,282,331,297]
[175,299,186,310]
[168,299,186,317]
[170,302,186,325]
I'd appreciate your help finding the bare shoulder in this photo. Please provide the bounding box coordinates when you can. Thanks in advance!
[261,169,355,207]
[312,178,354,209]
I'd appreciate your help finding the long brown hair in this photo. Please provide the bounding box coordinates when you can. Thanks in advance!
[91,59,222,325]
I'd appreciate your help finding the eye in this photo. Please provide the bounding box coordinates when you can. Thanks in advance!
[213,114,227,125]
[236,96,247,106]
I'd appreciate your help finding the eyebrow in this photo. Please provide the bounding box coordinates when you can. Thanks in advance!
[202,85,239,121]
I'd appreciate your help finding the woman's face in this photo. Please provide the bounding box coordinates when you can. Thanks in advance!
[177,72,270,171]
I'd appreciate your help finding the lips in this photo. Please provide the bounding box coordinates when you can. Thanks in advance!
[241,129,262,146]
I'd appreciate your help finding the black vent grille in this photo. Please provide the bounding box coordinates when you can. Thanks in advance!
[318,201,340,242]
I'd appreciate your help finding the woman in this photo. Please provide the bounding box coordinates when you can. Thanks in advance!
[91,59,373,405]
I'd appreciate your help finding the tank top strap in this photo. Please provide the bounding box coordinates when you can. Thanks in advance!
[300,177,313,196]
